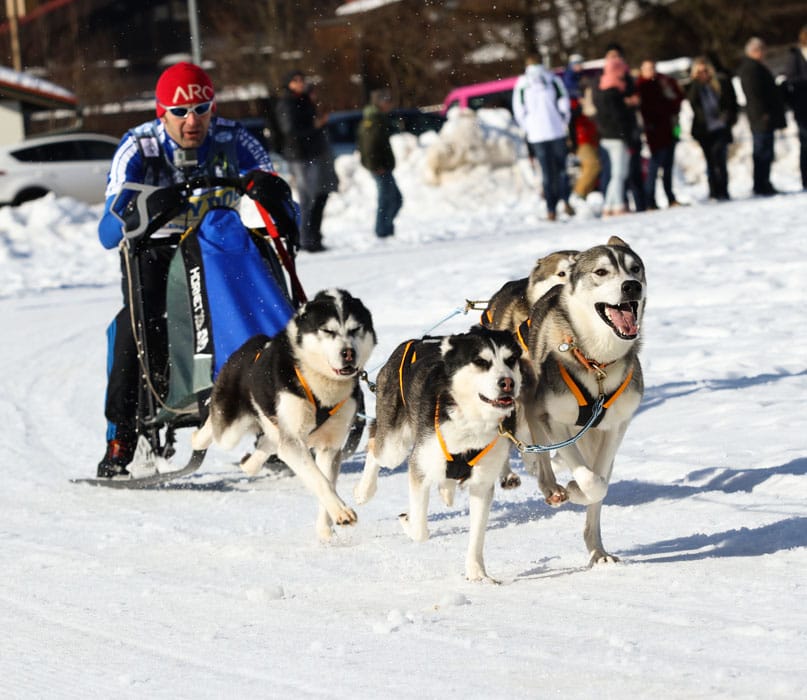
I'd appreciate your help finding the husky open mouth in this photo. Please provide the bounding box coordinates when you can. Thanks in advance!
[336,366,358,376]
[595,301,640,339]
[479,394,515,409]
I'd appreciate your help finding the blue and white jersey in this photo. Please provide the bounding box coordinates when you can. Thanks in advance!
[99,117,274,249]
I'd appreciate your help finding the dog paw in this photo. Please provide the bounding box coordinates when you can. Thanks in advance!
[399,513,429,542]
[334,506,358,526]
[353,479,376,505]
[543,487,568,506]
[589,549,620,565]
[500,472,521,489]
[465,562,499,583]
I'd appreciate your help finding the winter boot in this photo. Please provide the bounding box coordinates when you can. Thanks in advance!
[97,438,135,478]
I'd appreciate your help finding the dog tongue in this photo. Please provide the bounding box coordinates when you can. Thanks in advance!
[607,305,638,336]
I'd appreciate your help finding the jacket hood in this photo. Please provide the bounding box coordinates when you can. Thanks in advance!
[526,63,551,84]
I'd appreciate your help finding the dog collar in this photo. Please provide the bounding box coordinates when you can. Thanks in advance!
[434,396,499,482]
[559,335,609,378]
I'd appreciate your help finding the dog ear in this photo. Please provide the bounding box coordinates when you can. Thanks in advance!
[607,235,631,249]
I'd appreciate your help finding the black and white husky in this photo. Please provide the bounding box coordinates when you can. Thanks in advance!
[354,327,522,581]
[521,236,646,564]
[192,289,376,541]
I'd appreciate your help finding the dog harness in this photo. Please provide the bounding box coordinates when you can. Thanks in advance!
[434,397,499,482]
[397,338,442,405]
[294,366,348,428]
[515,319,531,353]
[556,360,633,428]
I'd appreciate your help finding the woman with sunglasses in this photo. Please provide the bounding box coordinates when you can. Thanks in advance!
[95,62,292,478]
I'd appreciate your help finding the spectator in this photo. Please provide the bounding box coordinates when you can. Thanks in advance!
[513,54,572,221]
[594,53,634,216]
[96,62,283,477]
[568,95,601,202]
[637,59,685,208]
[783,25,807,190]
[275,70,338,251]
[596,45,645,212]
[357,89,403,239]
[737,37,787,196]
[686,56,738,201]
[562,53,585,99]
[686,56,737,201]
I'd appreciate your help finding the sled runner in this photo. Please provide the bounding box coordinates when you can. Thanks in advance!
[74,173,304,488]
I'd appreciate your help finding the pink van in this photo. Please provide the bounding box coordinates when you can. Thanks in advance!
[440,76,519,115]
[440,61,604,116]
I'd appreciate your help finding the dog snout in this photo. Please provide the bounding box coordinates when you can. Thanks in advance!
[498,376,515,394]
[622,280,642,298]
[341,346,355,364]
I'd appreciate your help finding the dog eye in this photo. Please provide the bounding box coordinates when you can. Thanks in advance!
[594,269,608,277]
[630,265,642,274]
[557,271,566,277]
[504,356,517,369]
[321,329,337,338]
[473,358,492,370]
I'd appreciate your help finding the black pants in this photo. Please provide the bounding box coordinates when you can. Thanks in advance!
[103,246,173,440]
[697,128,730,200]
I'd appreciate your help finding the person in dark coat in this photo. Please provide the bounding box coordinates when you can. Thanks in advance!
[357,89,403,238]
[687,56,738,201]
[737,37,787,196]
[594,53,635,216]
[783,26,807,189]
[637,60,684,208]
[275,70,337,252]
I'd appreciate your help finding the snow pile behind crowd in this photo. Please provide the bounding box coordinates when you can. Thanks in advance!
[0,106,806,698]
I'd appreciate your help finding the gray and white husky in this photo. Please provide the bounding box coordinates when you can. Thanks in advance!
[481,250,579,336]
[354,327,522,581]
[192,289,376,541]
[521,236,646,564]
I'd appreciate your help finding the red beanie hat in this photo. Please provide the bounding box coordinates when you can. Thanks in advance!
[155,62,215,117]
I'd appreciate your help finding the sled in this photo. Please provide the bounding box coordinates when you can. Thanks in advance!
[74,174,303,489]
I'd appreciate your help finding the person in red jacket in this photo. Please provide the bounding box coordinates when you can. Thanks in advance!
[637,60,685,208]
[569,95,601,200]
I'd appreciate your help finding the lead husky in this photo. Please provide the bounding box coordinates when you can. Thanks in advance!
[354,327,522,581]
[192,289,376,541]
[522,236,645,564]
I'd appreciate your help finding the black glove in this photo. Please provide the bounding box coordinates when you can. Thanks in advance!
[244,170,301,249]
[121,187,185,238]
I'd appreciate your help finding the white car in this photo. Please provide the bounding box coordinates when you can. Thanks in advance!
[0,132,119,206]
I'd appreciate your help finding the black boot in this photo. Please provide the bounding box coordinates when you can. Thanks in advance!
[97,438,135,478]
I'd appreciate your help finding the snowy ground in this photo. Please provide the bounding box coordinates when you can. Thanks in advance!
[1,109,806,698]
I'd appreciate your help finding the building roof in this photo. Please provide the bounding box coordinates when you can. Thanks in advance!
[0,65,77,109]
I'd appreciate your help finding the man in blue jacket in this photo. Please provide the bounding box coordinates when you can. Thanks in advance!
[97,62,287,477]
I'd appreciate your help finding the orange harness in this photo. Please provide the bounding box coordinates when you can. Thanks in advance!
[434,397,499,482]
[555,333,634,428]
[294,366,347,427]
[252,348,346,428]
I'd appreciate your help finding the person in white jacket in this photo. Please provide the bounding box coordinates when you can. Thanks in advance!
[513,55,572,220]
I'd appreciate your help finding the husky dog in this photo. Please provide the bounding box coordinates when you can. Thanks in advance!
[481,250,579,336]
[192,289,376,541]
[354,327,522,581]
[521,236,645,564]
[480,250,578,489]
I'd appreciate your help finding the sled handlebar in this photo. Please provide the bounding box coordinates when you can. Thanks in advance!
[113,174,255,242]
